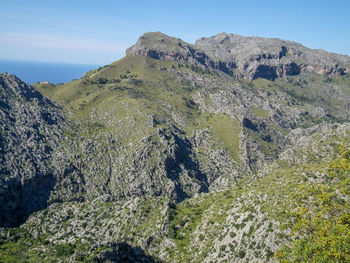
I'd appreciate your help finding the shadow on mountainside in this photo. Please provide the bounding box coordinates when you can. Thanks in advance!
[0,173,56,228]
[94,242,164,263]
[164,130,209,202]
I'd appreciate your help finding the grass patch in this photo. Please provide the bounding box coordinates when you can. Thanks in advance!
[250,107,269,118]
[208,113,241,159]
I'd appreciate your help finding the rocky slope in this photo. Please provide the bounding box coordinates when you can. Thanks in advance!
[1,32,350,262]
[0,73,66,227]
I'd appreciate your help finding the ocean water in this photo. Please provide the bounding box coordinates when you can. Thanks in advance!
[0,59,100,84]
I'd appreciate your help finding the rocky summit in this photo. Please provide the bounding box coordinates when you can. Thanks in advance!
[127,32,350,80]
[1,32,350,262]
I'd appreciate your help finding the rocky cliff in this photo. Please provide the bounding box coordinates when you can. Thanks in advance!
[127,32,350,80]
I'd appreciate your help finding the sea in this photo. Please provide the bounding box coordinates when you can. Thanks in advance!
[0,59,100,84]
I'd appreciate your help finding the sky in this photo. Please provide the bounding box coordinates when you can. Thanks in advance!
[1,0,349,65]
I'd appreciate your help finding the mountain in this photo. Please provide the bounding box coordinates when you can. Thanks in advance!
[127,32,350,80]
[1,32,350,262]
[0,73,66,227]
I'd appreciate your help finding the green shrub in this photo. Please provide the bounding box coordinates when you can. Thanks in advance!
[238,250,246,258]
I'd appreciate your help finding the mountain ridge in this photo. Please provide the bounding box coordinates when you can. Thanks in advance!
[127,32,350,80]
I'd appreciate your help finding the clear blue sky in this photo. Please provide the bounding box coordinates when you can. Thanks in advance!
[1,0,349,65]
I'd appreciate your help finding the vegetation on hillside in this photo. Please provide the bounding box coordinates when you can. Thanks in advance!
[4,31,350,262]
[276,146,350,262]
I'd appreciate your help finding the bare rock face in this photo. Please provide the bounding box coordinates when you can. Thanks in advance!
[126,32,211,67]
[0,73,66,227]
[196,33,350,79]
[127,32,350,80]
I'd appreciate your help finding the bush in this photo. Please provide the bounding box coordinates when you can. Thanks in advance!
[275,146,350,262]
[238,250,246,258]
[55,243,75,257]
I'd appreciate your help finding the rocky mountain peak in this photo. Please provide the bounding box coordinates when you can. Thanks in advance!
[0,72,45,104]
[127,32,350,80]
[126,32,208,66]
[196,32,350,79]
